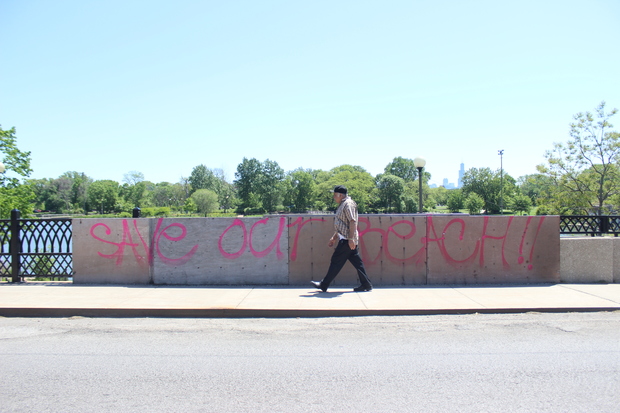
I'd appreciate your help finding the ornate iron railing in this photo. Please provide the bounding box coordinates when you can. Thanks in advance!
[1,210,73,282]
[560,215,620,236]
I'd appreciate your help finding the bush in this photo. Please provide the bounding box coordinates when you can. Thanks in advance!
[155,207,171,217]
[244,207,265,216]
[465,193,484,215]
[447,190,465,213]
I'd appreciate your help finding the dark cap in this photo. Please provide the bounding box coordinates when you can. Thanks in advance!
[332,185,347,194]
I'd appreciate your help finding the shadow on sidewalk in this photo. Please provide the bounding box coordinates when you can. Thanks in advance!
[299,291,356,298]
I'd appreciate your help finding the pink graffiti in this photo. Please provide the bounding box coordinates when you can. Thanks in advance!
[422,216,546,270]
[89,215,548,272]
[218,216,288,260]
[422,217,480,267]
[479,216,514,270]
[153,218,199,266]
[287,216,327,261]
[518,216,545,270]
[90,219,148,267]
[89,218,199,267]
[217,219,248,259]
[358,218,420,265]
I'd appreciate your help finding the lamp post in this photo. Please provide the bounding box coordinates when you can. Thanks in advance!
[498,149,504,215]
[413,157,426,213]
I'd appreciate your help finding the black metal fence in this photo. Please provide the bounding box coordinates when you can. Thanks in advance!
[0,209,73,282]
[560,215,620,237]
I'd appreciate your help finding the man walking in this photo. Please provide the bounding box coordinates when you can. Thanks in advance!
[311,185,373,292]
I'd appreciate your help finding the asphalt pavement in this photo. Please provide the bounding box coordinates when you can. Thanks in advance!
[1,282,619,318]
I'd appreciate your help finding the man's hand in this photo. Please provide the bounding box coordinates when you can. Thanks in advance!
[328,238,335,247]
[348,239,356,250]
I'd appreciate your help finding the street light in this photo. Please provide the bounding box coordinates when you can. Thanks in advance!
[498,150,504,215]
[413,157,426,213]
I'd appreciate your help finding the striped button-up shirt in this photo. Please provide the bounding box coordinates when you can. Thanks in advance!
[334,196,359,244]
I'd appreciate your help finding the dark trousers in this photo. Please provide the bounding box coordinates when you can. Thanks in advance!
[322,240,372,288]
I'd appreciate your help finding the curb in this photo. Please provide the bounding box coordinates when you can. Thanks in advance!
[1,307,618,318]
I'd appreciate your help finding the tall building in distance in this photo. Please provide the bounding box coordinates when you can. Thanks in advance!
[431,162,466,189]
[458,163,465,188]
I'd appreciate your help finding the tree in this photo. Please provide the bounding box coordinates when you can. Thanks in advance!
[447,189,465,213]
[383,157,419,182]
[0,126,34,218]
[377,174,405,212]
[465,193,484,215]
[538,102,620,215]
[261,159,284,212]
[234,158,284,213]
[120,180,147,208]
[87,180,119,214]
[430,186,450,206]
[123,171,144,186]
[510,193,533,215]
[150,182,176,207]
[191,189,219,216]
[29,172,93,214]
[188,164,217,194]
[517,174,554,206]
[461,167,516,214]
[314,165,376,213]
[234,158,263,211]
[286,169,316,212]
[65,171,91,212]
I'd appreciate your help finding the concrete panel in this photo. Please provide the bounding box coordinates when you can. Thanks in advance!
[560,237,614,283]
[357,215,426,285]
[426,215,560,284]
[287,214,427,286]
[153,217,289,285]
[72,218,152,284]
[287,215,334,285]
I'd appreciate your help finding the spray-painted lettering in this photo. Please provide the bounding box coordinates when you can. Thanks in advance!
[90,218,199,267]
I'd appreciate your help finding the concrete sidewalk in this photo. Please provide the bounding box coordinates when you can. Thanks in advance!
[1,282,620,318]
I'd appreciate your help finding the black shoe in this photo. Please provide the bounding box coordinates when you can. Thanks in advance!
[353,285,372,292]
[311,281,327,292]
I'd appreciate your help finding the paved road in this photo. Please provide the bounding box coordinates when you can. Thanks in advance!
[1,312,619,412]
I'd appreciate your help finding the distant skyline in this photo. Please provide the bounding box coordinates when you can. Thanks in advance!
[1,0,619,187]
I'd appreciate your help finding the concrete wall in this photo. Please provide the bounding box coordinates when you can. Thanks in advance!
[560,236,620,283]
[73,214,567,285]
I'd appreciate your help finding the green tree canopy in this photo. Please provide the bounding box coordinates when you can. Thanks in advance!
[0,126,34,218]
[315,165,375,213]
[189,164,218,194]
[510,193,533,215]
[191,189,219,216]
[234,158,284,213]
[285,168,316,212]
[465,193,484,215]
[538,102,620,215]
[461,167,516,214]
[383,156,419,182]
[87,180,119,214]
[377,174,405,212]
[447,189,465,213]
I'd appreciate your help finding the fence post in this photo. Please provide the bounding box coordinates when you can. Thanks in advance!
[600,216,610,235]
[10,209,21,283]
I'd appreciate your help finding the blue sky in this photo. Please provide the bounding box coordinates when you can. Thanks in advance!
[1,0,619,187]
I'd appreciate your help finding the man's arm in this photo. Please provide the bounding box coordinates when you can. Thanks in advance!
[348,220,358,250]
[328,231,339,247]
